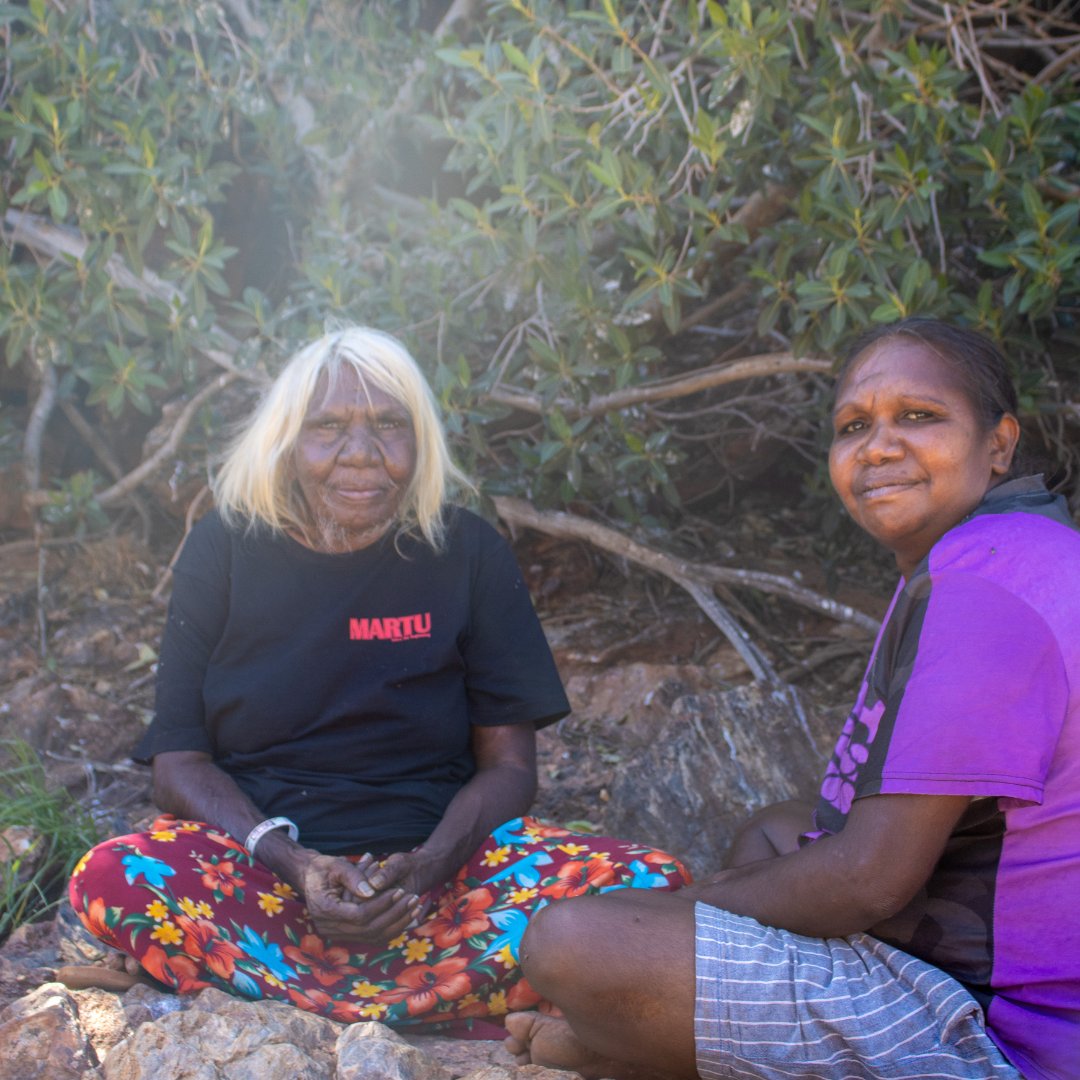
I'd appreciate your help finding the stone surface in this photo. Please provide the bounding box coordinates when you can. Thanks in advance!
[0,981,100,1078]
[101,987,341,1079]
[403,1033,516,1075]
[337,1020,454,1079]
[605,681,834,875]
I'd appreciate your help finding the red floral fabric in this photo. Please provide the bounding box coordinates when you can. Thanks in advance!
[69,815,690,1035]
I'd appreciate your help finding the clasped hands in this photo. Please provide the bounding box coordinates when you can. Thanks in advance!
[298,849,436,945]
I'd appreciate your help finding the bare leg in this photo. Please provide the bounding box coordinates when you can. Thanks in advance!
[506,889,700,1080]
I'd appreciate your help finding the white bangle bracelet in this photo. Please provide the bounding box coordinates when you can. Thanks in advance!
[244,816,299,858]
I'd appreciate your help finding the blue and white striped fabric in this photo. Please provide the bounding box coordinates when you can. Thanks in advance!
[693,903,1023,1079]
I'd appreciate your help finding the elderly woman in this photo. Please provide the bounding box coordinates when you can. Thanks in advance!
[68,327,689,1033]
[505,318,1079,1079]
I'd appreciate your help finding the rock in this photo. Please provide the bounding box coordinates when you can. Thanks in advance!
[336,1020,453,1080]
[464,1068,582,1080]
[119,981,187,1028]
[402,1032,515,1075]
[56,901,113,967]
[101,987,340,1079]
[71,987,131,1062]
[0,917,61,1013]
[604,681,834,875]
[0,981,100,1078]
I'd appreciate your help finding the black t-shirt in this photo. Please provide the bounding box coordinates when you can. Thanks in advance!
[135,508,569,855]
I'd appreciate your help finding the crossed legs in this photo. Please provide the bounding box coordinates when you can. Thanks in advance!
[505,888,701,1079]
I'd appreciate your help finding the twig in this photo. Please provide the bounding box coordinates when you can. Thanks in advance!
[96,374,240,508]
[494,496,879,678]
[486,351,832,418]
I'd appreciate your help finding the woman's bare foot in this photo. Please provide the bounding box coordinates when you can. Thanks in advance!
[504,1011,635,1080]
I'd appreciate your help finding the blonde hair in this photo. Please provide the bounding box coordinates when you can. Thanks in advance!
[214,327,473,550]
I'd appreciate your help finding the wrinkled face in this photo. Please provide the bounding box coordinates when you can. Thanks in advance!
[291,366,417,552]
[828,340,1017,577]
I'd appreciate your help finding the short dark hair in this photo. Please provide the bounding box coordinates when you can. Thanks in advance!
[837,317,1019,431]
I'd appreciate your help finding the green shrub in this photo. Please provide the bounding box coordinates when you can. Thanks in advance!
[0,739,100,942]
[1,0,1077,532]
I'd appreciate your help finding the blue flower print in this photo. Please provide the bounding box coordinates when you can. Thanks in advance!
[483,851,554,889]
[237,926,297,982]
[599,859,669,892]
[231,969,263,999]
[121,853,177,888]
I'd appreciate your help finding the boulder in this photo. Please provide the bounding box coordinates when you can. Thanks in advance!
[101,987,340,1079]
[0,981,100,1078]
[604,681,835,875]
[337,1021,453,1080]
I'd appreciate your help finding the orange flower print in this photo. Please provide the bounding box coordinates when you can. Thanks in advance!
[76,896,121,950]
[522,820,571,840]
[177,917,244,980]
[540,857,616,899]
[506,976,542,1011]
[197,857,244,898]
[206,830,248,856]
[416,887,493,948]
[643,849,692,882]
[140,944,210,994]
[283,934,359,987]
[377,956,473,1016]
[287,986,369,1023]
[456,992,488,1018]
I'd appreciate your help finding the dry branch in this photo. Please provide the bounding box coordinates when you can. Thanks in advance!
[487,352,833,417]
[96,373,240,507]
[493,496,880,682]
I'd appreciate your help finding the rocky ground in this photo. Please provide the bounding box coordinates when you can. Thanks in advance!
[0,508,888,1078]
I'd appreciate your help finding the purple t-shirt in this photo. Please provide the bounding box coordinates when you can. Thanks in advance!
[809,477,1080,1080]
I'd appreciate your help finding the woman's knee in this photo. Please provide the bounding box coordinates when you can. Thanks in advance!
[520,896,596,990]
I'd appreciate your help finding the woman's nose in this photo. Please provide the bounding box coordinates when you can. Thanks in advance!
[859,420,902,463]
[338,424,379,463]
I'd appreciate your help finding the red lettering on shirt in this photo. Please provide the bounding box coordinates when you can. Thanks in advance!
[349,613,432,642]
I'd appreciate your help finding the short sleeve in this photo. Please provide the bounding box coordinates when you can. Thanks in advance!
[460,522,570,729]
[132,513,232,762]
[868,572,1068,803]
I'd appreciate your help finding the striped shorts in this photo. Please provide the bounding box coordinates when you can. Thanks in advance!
[693,903,1022,1080]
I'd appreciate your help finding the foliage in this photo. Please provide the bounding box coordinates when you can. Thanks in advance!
[0,0,1078,536]
[0,739,100,942]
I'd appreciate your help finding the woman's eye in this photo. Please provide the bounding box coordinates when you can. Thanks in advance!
[377,417,407,431]
[904,410,934,421]
[835,419,865,436]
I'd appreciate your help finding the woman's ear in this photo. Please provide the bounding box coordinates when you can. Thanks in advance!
[989,413,1021,476]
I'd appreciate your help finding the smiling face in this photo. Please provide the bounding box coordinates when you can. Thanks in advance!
[291,365,417,552]
[829,339,1019,577]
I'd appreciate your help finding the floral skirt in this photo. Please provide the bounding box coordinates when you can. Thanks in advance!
[68,814,690,1035]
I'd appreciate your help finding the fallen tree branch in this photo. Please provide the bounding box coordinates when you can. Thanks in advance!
[96,373,240,507]
[493,496,880,683]
[486,351,833,417]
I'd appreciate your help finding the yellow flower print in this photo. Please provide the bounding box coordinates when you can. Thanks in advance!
[508,886,538,904]
[150,921,183,946]
[176,822,202,832]
[481,845,512,867]
[557,843,588,856]
[272,881,298,900]
[459,993,481,1009]
[587,850,612,861]
[495,943,517,970]
[388,931,408,949]
[358,1003,388,1019]
[257,891,284,916]
[145,900,170,922]
[73,851,91,877]
[487,990,509,1016]
[178,896,214,919]
[523,824,543,840]
[403,937,434,963]
[150,829,177,842]
[350,980,383,998]
[264,973,286,989]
